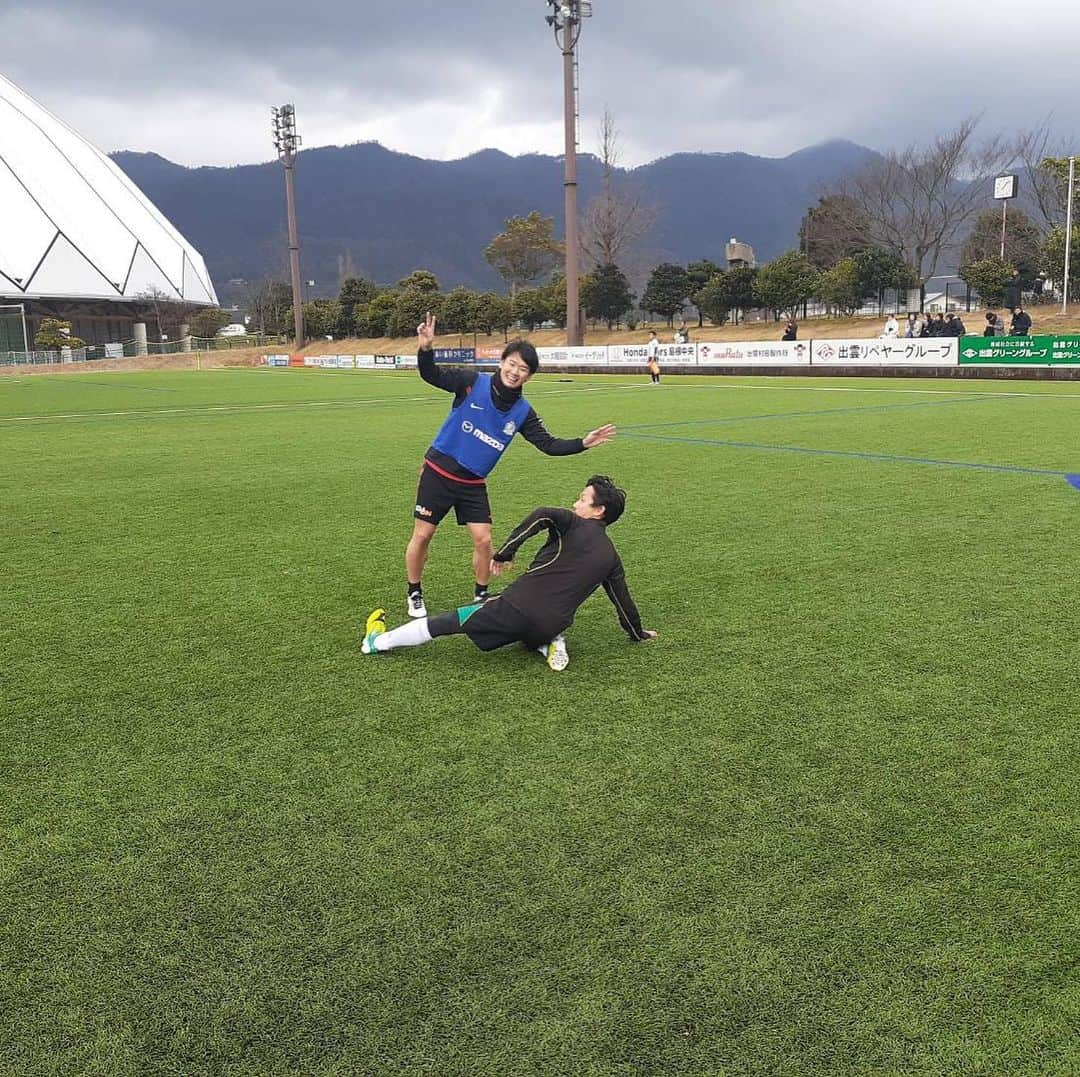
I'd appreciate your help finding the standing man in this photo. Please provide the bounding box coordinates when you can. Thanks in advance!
[646,330,661,384]
[406,313,615,618]
[365,476,657,670]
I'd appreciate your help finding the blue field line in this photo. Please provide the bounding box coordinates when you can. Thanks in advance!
[621,394,998,432]
[620,429,1078,483]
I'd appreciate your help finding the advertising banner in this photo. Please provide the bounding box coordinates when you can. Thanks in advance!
[355,354,375,368]
[697,341,809,366]
[607,344,651,364]
[475,344,504,361]
[657,342,698,364]
[537,346,610,366]
[958,336,1080,366]
[396,354,418,368]
[265,354,289,367]
[811,339,957,366]
[288,355,305,367]
[374,354,397,366]
[305,355,340,368]
[433,347,476,363]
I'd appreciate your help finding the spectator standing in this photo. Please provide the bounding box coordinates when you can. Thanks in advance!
[883,314,899,338]
[1005,270,1023,311]
[781,321,798,341]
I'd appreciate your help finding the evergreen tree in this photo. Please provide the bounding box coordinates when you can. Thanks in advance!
[641,263,691,325]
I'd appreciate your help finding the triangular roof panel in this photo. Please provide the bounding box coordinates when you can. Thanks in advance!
[123,244,183,300]
[25,233,121,299]
[0,156,58,285]
[182,253,215,306]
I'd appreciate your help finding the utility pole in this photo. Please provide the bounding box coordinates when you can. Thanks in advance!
[545,1,592,347]
[272,104,305,351]
[1063,156,1076,314]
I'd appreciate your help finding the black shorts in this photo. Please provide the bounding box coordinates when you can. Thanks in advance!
[460,596,545,651]
[414,462,492,526]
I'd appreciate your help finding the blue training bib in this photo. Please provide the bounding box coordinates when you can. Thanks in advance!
[430,374,532,478]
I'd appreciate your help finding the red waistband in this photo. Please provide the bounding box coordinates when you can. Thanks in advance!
[424,457,487,486]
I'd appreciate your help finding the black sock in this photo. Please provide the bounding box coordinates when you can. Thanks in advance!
[408,582,422,596]
[475,583,489,600]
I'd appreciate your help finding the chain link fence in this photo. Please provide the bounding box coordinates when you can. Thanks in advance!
[0,333,287,367]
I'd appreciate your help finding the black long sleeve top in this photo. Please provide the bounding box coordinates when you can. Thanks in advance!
[492,506,647,642]
[418,348,585,481]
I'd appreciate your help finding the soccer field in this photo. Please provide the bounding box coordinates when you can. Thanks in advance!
[3,367,1079,1075]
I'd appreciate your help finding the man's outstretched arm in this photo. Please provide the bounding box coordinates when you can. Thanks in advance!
[519,411,616,456]
[602,556,657,642]
[489,507,575,574]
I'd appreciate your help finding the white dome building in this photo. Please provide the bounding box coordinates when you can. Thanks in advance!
[0,71,217,353]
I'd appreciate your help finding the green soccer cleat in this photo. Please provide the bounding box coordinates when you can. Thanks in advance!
[361,608,387,655]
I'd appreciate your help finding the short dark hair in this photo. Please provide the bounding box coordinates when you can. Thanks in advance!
[587,474,626,526]
[502,340,539,374]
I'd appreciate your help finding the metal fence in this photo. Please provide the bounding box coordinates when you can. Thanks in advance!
[0,333,286,367]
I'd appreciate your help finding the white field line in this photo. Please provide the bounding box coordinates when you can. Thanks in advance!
[0,381,650,425]
[2,375,1077,426]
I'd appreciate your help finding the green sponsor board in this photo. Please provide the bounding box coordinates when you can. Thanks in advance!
[959,335,1080,365]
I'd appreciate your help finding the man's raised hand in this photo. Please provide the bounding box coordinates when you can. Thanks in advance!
[417,310,437,350]
[583,423,616,449]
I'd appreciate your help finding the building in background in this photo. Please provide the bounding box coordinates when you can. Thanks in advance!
[0,72,217,352]
[725,237,756,270]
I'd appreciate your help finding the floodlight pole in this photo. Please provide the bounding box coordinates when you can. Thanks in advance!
[1063,156,1076,314]
[273,104,306,350]
[547,2,591,347]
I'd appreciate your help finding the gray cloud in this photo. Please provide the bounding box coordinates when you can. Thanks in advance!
[4,1,1078,168]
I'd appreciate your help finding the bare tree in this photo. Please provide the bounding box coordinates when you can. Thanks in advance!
[135,286,202,344]
[832,119,1025,281]
[579,108,656,270]
[1013,118,1076,229]
[799,194,872,269]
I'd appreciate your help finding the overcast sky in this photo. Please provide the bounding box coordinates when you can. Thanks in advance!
[4,1,1078,168]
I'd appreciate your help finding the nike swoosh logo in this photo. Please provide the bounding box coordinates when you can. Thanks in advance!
[470,403,484,410]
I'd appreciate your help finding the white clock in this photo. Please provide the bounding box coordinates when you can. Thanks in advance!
[994,175,1018,199]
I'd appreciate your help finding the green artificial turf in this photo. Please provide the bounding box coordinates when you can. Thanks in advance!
[2,367,1079,1075]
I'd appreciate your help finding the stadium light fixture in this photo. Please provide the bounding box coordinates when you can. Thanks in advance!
[271,103,306,350]
[544,1,592,347]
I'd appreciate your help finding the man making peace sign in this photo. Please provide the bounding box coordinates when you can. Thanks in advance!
[405,312,615,617]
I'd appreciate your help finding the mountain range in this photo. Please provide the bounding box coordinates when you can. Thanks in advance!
[111,139,878,302]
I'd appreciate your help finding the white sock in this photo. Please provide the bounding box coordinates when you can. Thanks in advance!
[375,618,433,651]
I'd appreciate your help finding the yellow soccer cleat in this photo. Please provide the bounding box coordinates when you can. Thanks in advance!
[545,634,569,672]
[361,608,387,655]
